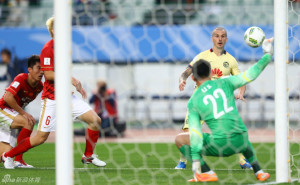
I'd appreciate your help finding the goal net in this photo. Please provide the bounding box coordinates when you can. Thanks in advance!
[67,0,300,184]
[69,0,299,184]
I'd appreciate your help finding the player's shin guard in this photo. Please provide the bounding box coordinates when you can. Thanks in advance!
[84,128,99,157]
[5,137,32,158]
[179,145,192,163]
[14,128,32,161]
[251,161,262,174]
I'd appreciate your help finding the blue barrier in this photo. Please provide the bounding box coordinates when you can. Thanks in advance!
[0,25,299,63]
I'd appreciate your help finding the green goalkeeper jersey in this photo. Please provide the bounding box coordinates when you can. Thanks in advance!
[188,54,272,160]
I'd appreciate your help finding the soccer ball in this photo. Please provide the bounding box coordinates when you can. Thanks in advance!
[244,26,265,48]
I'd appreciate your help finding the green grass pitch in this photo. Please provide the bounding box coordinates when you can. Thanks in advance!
[0,143,299,185]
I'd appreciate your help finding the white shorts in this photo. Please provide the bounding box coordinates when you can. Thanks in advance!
[0,108,19,147]
[37,95,92,132]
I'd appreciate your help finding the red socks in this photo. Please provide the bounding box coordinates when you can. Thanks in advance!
[84,128,99,157]
[5,128,99,159]
[5,137,32,158]
[14,128,32,161]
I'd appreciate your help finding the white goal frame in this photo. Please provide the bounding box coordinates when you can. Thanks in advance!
[274,0,290,183]
[54,0,73,185]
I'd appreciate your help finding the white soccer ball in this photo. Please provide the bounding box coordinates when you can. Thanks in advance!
[244,26,265,48]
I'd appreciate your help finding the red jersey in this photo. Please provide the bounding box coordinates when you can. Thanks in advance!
[0,73,43,109]
[40,39,55,100]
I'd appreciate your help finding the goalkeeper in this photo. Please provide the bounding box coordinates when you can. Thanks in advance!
[176,27,250,170]
[175,38,274,182]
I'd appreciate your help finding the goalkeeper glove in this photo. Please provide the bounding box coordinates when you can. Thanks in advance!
[192,160,201,174]
[262,37,274,56]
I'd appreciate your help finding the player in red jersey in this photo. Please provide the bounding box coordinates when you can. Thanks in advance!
[0,55,43,168]
[1,17,106,169]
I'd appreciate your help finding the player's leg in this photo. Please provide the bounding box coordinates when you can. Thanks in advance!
[241,140,270,181]
[0,108,34,168]
[0,142,12,157]
[175,132,191,163]
[238,153,252,169]
[1,98,54,169]
[227,132,269,181]
[10,113,34,166]
[175,133,212,171]
[2,131,50,169]
[175,132,218,182]
[29,131,50,146]
[175,113,189,169]
[72,95,106,167]
[0,122,14,162]
[0,108,21,155]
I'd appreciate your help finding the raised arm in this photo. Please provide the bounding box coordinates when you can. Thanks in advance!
[228,38,274,90]
[229,54,272,89]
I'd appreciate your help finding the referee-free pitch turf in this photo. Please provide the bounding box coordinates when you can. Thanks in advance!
[0,143,299,185]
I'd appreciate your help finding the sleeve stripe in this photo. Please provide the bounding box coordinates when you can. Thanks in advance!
[242,72,251,82]
[190,128,203,139]
[6,88,17,95]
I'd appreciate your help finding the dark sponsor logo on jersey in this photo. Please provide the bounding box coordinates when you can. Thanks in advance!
[223,62,229,68]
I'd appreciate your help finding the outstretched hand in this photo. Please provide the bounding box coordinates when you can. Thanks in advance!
[262,37,274,56]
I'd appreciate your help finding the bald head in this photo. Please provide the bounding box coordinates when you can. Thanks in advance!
[212,27,227,37]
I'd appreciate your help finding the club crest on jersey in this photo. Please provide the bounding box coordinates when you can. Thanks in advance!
[44,58,51,65]
[212,68,223,78]
[12,81,20,88]
[223,62,229,68]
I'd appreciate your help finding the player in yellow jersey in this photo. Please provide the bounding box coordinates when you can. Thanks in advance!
[175,27,251,169]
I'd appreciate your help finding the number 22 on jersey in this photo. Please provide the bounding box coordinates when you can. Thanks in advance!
[203,88,233,119]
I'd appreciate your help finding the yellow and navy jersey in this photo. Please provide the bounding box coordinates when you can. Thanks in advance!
[189,49,240,80]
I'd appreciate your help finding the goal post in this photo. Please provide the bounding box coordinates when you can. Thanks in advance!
[54,0,73,184]
[274,0,290,182]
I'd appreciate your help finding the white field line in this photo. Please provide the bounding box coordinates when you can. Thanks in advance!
[0,167,277,171]
[248,178,299,185]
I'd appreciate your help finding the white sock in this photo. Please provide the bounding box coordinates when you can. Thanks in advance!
[204,170,215,175]
[179,153,187,163]
[255,170,264,176]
